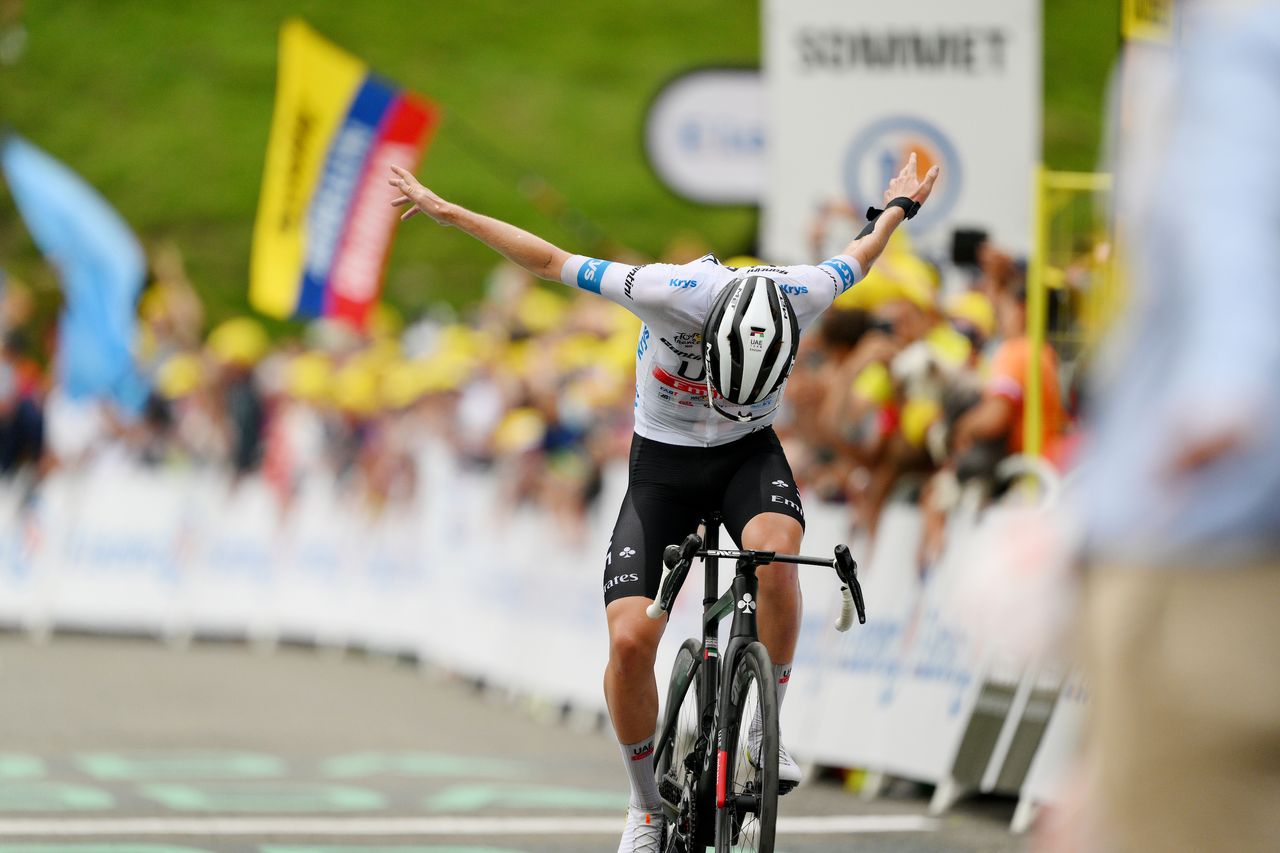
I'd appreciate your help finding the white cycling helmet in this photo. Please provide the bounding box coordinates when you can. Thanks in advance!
[702,275,800,422]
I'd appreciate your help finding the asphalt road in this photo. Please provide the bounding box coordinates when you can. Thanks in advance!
[0,635,1026,853]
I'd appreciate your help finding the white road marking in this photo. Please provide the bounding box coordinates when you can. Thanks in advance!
[0,815,936,836]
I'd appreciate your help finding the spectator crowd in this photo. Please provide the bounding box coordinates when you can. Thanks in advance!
[1,223,1102,560]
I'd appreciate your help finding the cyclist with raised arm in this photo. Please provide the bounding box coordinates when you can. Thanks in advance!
[390,155,938,852]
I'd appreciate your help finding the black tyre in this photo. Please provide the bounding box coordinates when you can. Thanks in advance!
[716,641,777,852]
[655,637,704,852]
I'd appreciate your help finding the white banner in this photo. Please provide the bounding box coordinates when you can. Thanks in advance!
[761,0,1041,261]
[0,446,1079,816]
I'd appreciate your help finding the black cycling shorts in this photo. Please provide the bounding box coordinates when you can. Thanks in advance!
[603,428,805,605]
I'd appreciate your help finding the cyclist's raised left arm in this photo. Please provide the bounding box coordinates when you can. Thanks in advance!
[839,153,940,275]
[389,165,571,281]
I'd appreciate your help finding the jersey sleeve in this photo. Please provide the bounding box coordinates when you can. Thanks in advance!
[762,255,863,329]
[559,255,692,322]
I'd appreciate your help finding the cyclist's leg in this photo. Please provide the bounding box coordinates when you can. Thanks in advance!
[604,438,704,817]
[721,430,806,792]
[737,511,803,663]
[720,430,806,667]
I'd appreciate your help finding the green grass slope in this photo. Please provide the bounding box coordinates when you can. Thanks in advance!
[0,0,1116,327]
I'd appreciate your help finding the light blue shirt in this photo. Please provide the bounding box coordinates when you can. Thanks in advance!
[1082,2,1280,564]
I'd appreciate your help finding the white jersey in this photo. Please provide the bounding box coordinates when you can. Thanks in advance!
[559,252,863,447]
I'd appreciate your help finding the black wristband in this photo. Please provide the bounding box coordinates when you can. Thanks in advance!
[864,196,922,223]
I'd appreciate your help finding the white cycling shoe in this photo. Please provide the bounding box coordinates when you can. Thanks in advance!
[747,724,804,794]
[617,805,666,853]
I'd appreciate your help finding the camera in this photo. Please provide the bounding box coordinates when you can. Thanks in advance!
[951,228,989,269]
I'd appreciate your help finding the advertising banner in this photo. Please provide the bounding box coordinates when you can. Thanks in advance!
[250,19,438,328]
[761,0,1041,262]
[644,68,765,205]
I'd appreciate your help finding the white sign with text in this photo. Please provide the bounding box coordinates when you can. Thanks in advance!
[761,0,1041,262]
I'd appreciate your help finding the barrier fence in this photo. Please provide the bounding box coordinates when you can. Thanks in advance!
[0,445,1082,830]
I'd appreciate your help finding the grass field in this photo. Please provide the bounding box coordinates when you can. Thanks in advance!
[0,0,1117,327]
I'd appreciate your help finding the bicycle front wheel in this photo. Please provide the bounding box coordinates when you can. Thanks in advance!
[656,637,706,850]
[716,641,777,852]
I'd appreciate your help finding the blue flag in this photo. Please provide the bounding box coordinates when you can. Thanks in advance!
[1,133,148,411]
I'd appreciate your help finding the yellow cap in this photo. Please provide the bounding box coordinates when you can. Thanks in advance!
[852,362,894,405]
[517,287,569,334]
[381,359,429,410]
[493,407,547,454]
[900,397,942,448]
[286,352,332,402]
[332,362,380,416]
[945,291,996,338]
[156,353,204,400]
[207,317,270,367]
[926,324,973,369]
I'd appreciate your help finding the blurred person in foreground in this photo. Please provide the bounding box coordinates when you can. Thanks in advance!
[389,155,938,852]
[1058,3,1280,851]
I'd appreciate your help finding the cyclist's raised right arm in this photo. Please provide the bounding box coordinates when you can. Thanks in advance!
[389,165,571,281]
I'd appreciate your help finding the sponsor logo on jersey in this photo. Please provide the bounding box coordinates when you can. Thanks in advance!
[653,365,708,396]
[673,331,702,347]
[770,494,805,517]
[636,325,650,360]
[623,264,645,300]
[821,258,857,293]
[745,266,791,276]
[604,572,641,593]
[669,278,698,289]
[577,258,612,294]
[779,283,809,296]
[660,337,701,361]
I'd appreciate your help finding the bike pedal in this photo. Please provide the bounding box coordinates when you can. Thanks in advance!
[778,779,798,796]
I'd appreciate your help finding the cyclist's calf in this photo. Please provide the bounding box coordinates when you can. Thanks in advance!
[605,597,667,743]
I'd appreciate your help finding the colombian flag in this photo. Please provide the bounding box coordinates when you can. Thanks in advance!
[250,19,437,328]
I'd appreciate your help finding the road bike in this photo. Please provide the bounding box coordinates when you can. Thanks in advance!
[645,512,866,852]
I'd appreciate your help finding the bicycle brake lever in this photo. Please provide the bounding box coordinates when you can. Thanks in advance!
[833,544,867,628]
[646,534,703,620]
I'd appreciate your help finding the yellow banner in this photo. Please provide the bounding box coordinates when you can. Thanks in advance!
[1122,0,1175,44]
[250,19,366,319]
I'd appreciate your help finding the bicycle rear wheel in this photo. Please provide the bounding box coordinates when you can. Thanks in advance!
[655,637,706,851]
[716,641,777,852]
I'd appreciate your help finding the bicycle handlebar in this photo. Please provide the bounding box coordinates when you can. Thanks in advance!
[645,537,866,631]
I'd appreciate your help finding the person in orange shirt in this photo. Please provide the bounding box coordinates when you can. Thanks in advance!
[952,283,1067,461]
